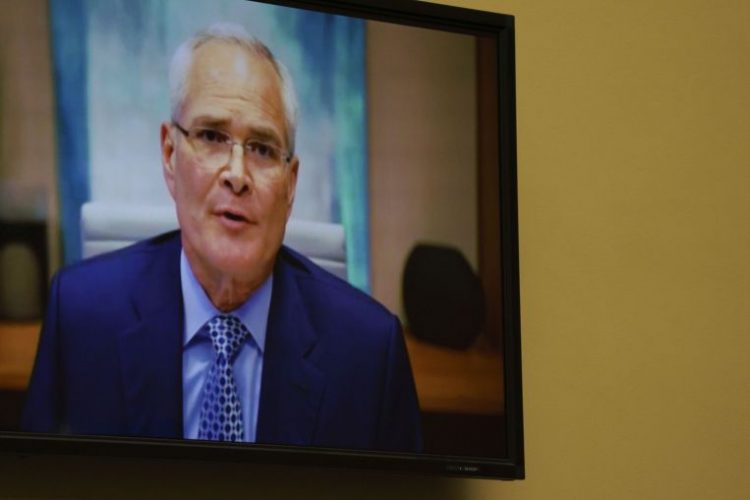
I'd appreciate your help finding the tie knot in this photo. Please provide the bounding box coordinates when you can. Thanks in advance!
[205,315,249,360]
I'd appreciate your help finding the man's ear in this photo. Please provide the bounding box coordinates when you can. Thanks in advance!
[286,156,299,217]
[160,122,177,199]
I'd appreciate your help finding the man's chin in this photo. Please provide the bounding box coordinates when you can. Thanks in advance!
[210,250,273,282]
[183,230,276,283]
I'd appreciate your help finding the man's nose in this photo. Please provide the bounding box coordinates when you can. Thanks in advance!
[220,144,252,194]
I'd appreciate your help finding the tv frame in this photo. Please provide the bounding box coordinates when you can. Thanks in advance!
[0,0,523,480]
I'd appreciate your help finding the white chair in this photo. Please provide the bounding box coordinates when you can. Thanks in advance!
[80,201,347,280]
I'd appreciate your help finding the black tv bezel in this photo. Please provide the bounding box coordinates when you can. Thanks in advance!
[0,0,523,480]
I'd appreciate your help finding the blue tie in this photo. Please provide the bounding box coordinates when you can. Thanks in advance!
[197,315,250,442]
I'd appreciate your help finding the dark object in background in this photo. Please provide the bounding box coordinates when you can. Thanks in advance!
[402,244,485,349]
[0,221,48,320]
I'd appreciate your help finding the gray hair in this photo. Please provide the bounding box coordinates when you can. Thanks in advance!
[168,23,299,154]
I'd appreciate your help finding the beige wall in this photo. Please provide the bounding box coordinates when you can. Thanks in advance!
[368,20,477,318]
[0,0,59,319]
[3,0,750,498]
[0,0,59,273]
[0,0,55,193]
[462,0,750,497]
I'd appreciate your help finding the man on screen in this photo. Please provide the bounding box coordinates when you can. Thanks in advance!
[22,24,422,452]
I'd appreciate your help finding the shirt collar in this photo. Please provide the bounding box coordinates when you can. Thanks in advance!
[180,249,271,353]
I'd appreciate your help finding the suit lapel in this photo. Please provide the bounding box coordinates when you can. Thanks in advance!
[117,234,183,438]
[113,237,324,443]
[256,252,325,445]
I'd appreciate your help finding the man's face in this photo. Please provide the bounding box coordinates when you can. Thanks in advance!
[161,41,298,289]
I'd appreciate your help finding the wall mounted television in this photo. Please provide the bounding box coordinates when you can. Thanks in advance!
[0,0,522,480]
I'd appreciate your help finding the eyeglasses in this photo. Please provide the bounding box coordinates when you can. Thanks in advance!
[172,121,291,171]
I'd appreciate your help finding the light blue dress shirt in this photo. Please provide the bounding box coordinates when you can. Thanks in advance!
[180,250,271,442]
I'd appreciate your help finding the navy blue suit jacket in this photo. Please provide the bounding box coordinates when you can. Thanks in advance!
[22,231,422,452]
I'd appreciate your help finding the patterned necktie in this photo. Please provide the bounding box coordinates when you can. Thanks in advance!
[197,314,250,442]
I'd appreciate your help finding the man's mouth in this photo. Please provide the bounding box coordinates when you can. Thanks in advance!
[222,211,247,222]
[215,207,251,225]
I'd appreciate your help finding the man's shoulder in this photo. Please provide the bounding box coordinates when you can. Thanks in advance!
[277,245,397,326]
[54,230,181,296]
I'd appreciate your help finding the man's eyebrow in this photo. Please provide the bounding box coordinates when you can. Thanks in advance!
[190,116,232,128]
[246,127,283,146]
[190,117,284,146]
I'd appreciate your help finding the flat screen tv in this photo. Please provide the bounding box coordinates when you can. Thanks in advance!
[0,0,522,479]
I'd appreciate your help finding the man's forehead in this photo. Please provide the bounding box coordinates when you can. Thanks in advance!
[178,41,288,143]
[189,41,277,83]
[182,42,283,114]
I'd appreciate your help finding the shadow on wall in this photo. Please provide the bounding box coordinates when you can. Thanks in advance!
[0,452,473,500]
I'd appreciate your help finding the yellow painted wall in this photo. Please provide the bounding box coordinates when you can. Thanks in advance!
[2,0,750,498]
[459,0,750,498]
